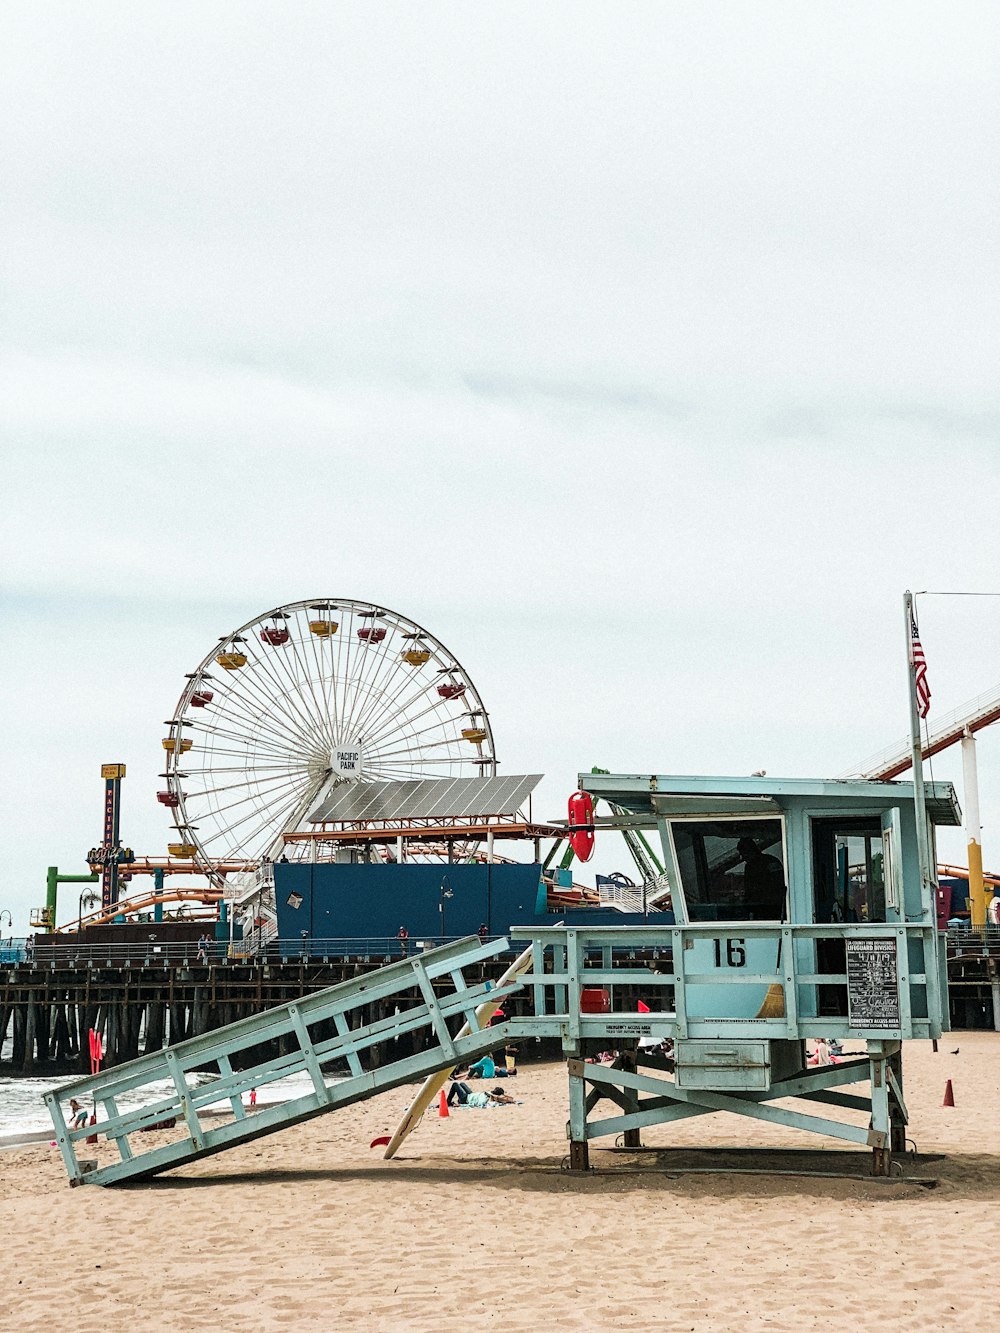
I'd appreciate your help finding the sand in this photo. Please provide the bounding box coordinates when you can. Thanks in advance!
[1,1031,997,1332]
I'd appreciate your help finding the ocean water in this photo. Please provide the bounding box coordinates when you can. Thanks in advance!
[0,1056,335,1138]
[0,1073,329,1137]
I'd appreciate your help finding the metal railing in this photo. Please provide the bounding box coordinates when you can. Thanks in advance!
[946,924,1000,943]
[10,935,511,967]
[509,921,945,1042]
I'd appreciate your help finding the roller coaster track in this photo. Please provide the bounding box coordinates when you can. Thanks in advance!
[840,684,1000,781]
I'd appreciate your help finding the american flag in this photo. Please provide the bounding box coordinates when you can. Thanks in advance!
[909,608,931,718]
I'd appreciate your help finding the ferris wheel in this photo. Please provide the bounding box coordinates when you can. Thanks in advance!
[158,599,496,885]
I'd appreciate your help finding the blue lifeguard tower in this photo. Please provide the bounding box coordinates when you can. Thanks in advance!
[522,767,958,1174]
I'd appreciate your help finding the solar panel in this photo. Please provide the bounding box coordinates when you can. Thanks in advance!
[307,773,542,824]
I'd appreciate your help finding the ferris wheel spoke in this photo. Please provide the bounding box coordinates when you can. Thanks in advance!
[249,631,334,755]
[352,661,447,743]
[182,773,308,830]
[281,616,341,752]
[195,781,309,857]
[342,621,418,742]
[174,763,306,779]
[237,633,335,754]
[361,690,465,752]
[195,682,320,758]
[198,677,320,758]
[208,660,325,759]
[236,620,337,748]
[179,766,311,802]
[360,649,479,743]
[189,773,308,821]
[208,631,321,743]
[321,606,352,742]
[301,606,341,740]
[349,625,449,741]
[339,604,373,737]
[365,709,475,755]
[178,773,308,799]
[185,717,307,762]
[185,740,313,762]
[338,613,398,743]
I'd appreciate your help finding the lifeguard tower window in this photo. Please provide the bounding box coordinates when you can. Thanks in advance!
[671,819,786,921]
[811,818,886,925]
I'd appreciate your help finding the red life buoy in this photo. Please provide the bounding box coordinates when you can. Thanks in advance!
[567,790,595,863]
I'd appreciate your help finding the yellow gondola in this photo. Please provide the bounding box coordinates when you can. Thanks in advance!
[309,620,339,637]
[401,649,431,666]
[461,727,488,744]
[162,737,193,753]
[216,652,248,670]
[167,842,197,858]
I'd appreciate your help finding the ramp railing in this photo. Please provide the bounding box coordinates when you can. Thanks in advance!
[46,935,523,1187]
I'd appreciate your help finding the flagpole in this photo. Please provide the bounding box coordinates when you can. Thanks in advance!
[904,591,933,918]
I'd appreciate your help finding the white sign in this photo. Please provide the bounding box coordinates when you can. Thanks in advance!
[333,748,362,777]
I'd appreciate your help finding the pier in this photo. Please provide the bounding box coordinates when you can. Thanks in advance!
[0,938,526,1077]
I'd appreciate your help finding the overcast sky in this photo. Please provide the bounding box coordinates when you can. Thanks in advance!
[2,3,999,930]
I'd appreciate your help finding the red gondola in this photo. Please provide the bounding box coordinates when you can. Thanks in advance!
[567,789,595,863]
[157,791,180,808]
[260,627,290,646]
[437,682,466,700]
[357,627,387,643]
[190,689,214,707]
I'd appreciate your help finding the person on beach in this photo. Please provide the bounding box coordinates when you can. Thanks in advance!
[809,1039,832,1066]
[447,1082,516,1108]
[69,1098,88,1129]
[466,1054,496,1079]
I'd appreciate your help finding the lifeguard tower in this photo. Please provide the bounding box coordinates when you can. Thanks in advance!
[529,767,958,1175]
[43,766,957,1184]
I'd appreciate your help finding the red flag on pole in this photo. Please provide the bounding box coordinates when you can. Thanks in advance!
[909,607,931,718]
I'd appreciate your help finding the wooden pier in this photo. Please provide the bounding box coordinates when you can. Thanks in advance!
[0,949,518,1076]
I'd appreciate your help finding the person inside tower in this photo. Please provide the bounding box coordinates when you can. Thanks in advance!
[735,836,786,919]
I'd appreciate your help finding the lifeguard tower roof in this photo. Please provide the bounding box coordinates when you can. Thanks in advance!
[581,772,962,826]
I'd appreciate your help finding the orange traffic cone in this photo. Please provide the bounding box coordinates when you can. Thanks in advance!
[942,1079,955,1107]
[439,1089,449,1118]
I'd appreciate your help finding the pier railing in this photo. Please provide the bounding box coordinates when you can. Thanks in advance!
[13,935,509,968]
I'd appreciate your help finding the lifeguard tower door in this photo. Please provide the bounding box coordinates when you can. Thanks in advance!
[812,817,891,1017]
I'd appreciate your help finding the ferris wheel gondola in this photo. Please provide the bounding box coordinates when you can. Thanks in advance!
[160,599,496,886]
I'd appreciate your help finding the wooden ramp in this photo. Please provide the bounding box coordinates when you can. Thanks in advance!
[46,935,522,1187]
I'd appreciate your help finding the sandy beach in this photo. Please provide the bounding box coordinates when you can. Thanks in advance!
[2,1031,997,1332]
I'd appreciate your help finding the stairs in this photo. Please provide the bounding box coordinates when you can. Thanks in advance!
[46,935,523,1186]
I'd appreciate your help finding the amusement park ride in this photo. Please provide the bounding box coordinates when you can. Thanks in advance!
[38,593,1000,1185]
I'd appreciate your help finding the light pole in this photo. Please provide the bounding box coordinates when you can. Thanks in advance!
[439,877,453,941]
[0,909,11,936]
[78,889,100,934]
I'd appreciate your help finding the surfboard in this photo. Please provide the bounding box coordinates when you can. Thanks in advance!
[383,942,534,1159]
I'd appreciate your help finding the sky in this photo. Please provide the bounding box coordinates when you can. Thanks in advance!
[1,2,999,931]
